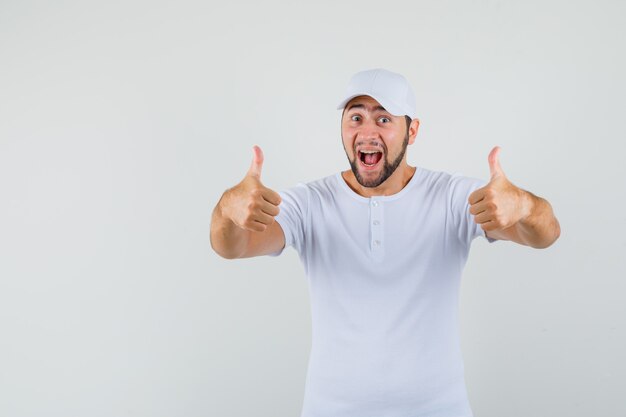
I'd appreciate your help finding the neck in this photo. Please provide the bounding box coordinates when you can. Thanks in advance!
[341,162,416,198]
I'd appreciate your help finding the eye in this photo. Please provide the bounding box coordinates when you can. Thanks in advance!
[351,115,361,122]
[379,116,390,123]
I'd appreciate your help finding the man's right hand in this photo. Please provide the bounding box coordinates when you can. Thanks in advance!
[219,145,282,232]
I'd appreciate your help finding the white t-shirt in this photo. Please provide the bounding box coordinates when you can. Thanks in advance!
[272,166,495,417]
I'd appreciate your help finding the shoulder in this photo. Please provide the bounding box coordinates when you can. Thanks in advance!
[277,173,338,207]
[284,173,339,199]
[411,166,487,200]
[416,166,479,184]
[415,166,452,188]
[446,172,487,196]
[304,173,340,193]
[412,166,459,193]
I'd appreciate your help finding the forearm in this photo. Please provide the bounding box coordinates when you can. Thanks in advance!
[210,193,250,259]
[515,191,561,249]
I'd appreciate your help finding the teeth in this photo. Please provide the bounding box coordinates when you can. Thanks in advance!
[360,150,381,154]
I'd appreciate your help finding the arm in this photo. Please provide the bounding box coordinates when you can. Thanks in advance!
[468,147,561,249]
[477,189,560,248]
[210,146,286,259]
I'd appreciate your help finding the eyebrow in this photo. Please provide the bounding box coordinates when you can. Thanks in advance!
[346,103,387,112]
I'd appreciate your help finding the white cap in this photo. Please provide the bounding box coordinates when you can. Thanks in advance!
[336,68,417,118]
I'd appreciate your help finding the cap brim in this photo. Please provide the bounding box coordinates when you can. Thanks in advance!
[336,93,406,117]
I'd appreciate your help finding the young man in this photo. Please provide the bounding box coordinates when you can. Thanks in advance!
[211,68,560,417]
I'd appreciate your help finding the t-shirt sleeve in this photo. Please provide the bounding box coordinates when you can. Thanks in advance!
[447,174,497,246]
[266,183,309,257]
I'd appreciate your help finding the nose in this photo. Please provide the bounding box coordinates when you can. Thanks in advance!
[356,118,382,142]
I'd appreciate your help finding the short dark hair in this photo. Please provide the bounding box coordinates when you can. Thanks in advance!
[404,115,412,131]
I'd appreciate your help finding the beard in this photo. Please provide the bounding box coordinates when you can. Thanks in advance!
[344,131,409,188]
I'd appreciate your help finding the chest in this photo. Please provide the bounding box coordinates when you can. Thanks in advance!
[308,193,450,268]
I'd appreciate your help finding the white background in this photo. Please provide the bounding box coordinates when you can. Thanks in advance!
[1,0,625,416]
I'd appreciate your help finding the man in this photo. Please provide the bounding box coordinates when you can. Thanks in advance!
[210,68,560,417]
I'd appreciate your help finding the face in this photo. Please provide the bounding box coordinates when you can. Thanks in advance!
[341,96,412,188]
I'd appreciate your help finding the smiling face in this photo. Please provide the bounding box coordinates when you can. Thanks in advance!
[341,95,416,188]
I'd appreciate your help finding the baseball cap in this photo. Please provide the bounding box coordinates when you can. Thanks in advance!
[337,68,417,119]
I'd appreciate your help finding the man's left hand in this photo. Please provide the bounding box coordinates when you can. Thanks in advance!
[468,146,532,233]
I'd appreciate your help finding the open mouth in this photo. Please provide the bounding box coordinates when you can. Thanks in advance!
[358,150,383,168]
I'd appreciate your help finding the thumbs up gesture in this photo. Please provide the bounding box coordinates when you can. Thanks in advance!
[468,146,531,232]
[220,145,282,232]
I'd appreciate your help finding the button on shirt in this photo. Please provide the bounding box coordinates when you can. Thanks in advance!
[271,166,494,417]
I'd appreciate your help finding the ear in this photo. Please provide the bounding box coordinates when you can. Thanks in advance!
[408,118,420,145]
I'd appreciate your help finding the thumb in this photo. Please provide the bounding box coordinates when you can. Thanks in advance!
[488,146,504,181]
[247,145,264,179]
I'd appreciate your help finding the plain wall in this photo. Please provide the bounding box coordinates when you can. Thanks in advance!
[1,0,625,416]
